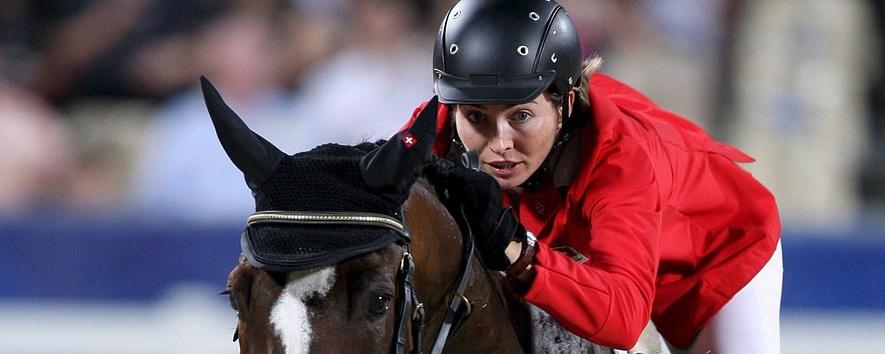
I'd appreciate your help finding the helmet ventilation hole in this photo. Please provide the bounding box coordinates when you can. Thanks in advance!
[529,12,540,21]
[517,45,529,56]
[450,44,459,54]
[452,9,461,19]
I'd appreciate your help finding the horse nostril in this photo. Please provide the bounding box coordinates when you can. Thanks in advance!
[305,295,322,308]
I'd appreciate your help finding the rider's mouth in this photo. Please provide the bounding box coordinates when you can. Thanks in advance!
[486,161,523,177]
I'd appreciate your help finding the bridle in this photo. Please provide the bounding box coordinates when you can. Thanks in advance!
[246,207,476,354]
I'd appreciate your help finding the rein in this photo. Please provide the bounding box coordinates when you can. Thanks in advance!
[247,208,476,354]
[428,205,475,354]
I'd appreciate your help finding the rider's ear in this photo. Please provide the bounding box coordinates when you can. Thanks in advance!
[360,96,439,204]
[566,90,576,119]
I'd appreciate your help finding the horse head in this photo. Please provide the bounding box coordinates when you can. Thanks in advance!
[203,77,528,354]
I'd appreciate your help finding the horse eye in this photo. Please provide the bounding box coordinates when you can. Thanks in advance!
[221,288,239,311]
[229,294,239,312]
[367,292,393,319]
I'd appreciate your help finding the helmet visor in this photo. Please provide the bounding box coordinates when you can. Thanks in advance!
[434,69,556,105]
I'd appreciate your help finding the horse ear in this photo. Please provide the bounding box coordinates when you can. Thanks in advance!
[201,76,285,190]
[360,96,439,204]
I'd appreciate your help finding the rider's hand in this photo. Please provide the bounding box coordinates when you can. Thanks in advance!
[424,156,527,271]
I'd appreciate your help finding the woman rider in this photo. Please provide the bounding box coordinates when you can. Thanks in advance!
[407,0,783,353]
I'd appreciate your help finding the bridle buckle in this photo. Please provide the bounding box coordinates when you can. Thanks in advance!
[400,252,413,272]
[412,302,425,321]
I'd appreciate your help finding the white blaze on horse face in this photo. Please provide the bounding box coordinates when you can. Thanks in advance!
[270,267,336,354]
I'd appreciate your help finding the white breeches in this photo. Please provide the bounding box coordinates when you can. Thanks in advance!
[671,240,784,354]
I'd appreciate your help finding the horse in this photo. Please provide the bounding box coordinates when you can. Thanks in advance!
[201,77,664,354]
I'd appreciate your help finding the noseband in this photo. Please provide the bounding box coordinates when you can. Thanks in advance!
[246,208,476,354]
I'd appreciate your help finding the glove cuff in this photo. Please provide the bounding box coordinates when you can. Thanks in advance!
[491,207,523,247]
[482,207,524,270]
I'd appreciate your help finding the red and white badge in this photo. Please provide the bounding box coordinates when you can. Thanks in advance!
[402,132,417,148]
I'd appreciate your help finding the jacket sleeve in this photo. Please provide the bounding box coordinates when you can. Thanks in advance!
[522,131,662,349]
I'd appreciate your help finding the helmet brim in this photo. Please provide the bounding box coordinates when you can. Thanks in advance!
[434,69,556,105]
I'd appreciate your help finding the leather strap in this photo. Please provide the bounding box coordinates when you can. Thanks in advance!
[429,206,476,354]
[395,249,417,354]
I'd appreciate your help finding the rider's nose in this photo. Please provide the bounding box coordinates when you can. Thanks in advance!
[490,123,514,154]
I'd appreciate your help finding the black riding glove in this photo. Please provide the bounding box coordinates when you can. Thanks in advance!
[424,156,527,271]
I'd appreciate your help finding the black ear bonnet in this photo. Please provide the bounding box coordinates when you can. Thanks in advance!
[201,77,439,271]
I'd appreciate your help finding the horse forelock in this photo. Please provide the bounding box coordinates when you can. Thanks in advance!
[270,267,336,354]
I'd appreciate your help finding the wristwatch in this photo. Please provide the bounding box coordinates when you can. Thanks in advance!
[525,230,537,248]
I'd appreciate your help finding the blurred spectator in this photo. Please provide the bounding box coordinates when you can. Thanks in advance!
[62,100,154,215]
[279,0,349,89]
[582,0,729,130]
[728,0,877,229]
[0,80,75,216]
[0,0,39,85]
[290,0,434,146]
[129,12,304,223]
[860,0,885,212]
[557,0,623,57]
[28,0,227,106]
[2,5,60,215]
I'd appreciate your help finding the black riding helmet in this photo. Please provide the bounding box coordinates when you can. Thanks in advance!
[433,0,582,105]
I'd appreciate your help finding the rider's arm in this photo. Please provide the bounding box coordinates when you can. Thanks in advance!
[520,131,662,350]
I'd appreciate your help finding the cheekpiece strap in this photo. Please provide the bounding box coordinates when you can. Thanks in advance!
[395,250,418,354]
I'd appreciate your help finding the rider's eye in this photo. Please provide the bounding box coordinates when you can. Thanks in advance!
[367,291,393,319]
[465,110,485,123]
[512,110,533,122]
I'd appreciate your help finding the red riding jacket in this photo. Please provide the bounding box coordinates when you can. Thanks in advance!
[402,73,780,349]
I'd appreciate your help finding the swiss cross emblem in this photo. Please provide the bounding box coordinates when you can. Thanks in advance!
[402,132,417,148]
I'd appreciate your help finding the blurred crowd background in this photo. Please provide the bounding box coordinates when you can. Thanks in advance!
[1,0,884,353]
[1,0,882,229]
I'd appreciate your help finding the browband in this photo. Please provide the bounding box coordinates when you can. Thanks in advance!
[247,211,405,233]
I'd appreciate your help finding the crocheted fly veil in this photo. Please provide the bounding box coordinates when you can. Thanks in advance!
[201,77,439,271]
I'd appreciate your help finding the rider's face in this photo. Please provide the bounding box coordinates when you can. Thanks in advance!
[454,93,565,191]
